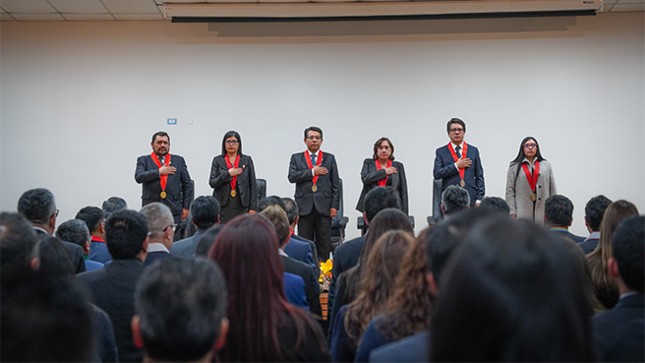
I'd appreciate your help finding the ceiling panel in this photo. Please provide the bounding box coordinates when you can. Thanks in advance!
[113,13,164,20]
[101,0,161,14]
[62,13,115,21]
[617,0,645,3]
[611,3,645,10]
[0,0,57,13]
[48,0,108,13]
[11,13,66,21]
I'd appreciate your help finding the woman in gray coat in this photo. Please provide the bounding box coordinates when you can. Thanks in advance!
[505,136,557,222]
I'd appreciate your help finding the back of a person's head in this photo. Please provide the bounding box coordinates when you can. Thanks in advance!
[134,257,228,362]
[259,205,291,247]
[55,219,90,248]
[104,210,148,260]
[75,206,105,233]
[257,195,286,213]
[195,225,223,257]
[361,208,413,264]
[432,217,594,362]
[190,196,220,230]
[281,197,299,225]
[0,212,39,269]
[596,200,639,255]
[612,215,645,293]
[17,188,55,225]
[585,195,612,232]
[441,185,470,215]
[479,196,510,215]
[544,194,574,226]
[38,236,75,278]
[364,187,401,223]
[1,267,94,362]
[140,203,174,240]
[102,196,128,220]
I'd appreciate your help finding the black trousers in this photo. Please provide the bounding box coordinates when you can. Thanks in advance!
[298,208,331,262]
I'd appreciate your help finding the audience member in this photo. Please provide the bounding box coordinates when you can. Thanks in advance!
[0,212,39,270]
[283,196,320,274]
[580,195,613,254]
[102,196,128,219]
[208,214,330,362]
[140,202,174,266]
[592,215,644,362]
[331,230,415,362]
[76,206,112,263]
[17,188,85,273]
[479,196,510,214]
[194,224,223,257]
[432,217,595,361]
[77,209,149,363]
[587,200,639,309]
[170,196,220,258]
[544,194,585,242]
[56,219,104,271]
[132,257,229,363]
[561,237,604,314]
[440,185,470,217]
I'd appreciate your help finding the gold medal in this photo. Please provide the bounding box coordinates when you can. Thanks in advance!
[231,190,236,197]
[531,191,537,202]
[460,180,465,187]
[160,191,167,199]
[312,184,318,192]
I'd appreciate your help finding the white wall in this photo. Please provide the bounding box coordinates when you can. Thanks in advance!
[1,12,643,239]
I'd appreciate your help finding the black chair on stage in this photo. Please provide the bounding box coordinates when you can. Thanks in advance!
[330,178,349,254]
[256,178,267,204]
[427,179,443,226]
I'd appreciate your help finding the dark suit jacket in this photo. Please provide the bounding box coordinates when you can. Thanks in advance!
[356,159,408,214]
[34,228,86,274]
[170,229,205,258]
[285,237,315,272]
[78,258,146,363]
[592,293,644,362]
[327,235,366,329]
[579,237,599,255]
[89,238,112,264]
[291,234,320,274]
[143,251,171,267]
[433,143,485,205]
[135,154,193,217]
[284,272,308,310]
[550,229,586,243]
[209,154,257,211]
[281,255,322,318]
[369,330,431,363]
[288,151,340,216]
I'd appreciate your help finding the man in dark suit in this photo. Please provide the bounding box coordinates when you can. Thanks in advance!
[56,219,104,271]
[592,215,644,362]
[433,118,485,208]
[170,196,220,258]
[140,203,174,267]
[135,131,194,228]
[283,197,320,275]
[545,195,585,243]
[77,210,150,363]
[580,195,612,254]
[76,206,112,264]
[288,126,340,262]
[16,188,85,274]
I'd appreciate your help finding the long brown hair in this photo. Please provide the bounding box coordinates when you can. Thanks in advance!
[587,200,639,309]
[344,230,415,347]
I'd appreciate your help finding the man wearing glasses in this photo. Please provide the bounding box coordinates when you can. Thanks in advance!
[288,126,340,262]
[433,118,485,212]
[139,203,175,267]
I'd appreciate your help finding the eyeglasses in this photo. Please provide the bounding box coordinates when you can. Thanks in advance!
[226,140,239,145]
[164,224,177,232]
[524,143,537,149]
[50,209,59,219]
[307,136,322,140]
[449,128,464,133]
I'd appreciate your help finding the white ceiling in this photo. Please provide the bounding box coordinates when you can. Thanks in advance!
[0,0,643,22]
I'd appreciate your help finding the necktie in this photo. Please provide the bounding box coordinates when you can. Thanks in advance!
[311,154,317,165]
[455,146,461,159]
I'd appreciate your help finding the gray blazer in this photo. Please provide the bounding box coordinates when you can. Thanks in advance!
[505,158,557,222]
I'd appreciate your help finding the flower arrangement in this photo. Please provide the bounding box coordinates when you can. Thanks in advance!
[319,259,333,292]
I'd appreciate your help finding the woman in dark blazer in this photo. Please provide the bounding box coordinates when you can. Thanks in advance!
[356,137,408,215]
[209,131,257,224]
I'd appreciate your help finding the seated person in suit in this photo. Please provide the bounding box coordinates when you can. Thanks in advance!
[102,196,128,219]
[282,197,320,274]
[132,258,229,363]
[56,219,104,271]
[194,225,223,258]
[140,203,175,267]
[76,206,112,264]
[580,195,612,254]
[479,196,510,215]
[0,212,40,270]
[592,215,644,362]
[441,185,470,218]
[77,209,150,363]
[545,195,585,242]
[171,196,220,258]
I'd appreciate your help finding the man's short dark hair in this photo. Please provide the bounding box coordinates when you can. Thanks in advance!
[135,258,227,361]
[446,118,466,133]
[257,195,286,214]
[17,188,56,225]
[585,195,612,232]
[612,215,644,293]
[190,196,220,230]
[152,131,169,143]
[102,197,128,219]
[55,219,90,248]
[545,195,574,227]
[38,236,75,278]
[281,197,299,225]
[75,206,105,233]
[0,212,39,268]
[304,126,323,139]
[480,197,510,215]
[104,210,148,260]
[364,187,401,223]
[195,225,223,257]
[441,185,470,215]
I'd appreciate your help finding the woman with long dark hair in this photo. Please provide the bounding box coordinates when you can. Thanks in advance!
[207,214,330,362]
[209,131,257,224]
[505,136,556,221]
[356,137,408,215]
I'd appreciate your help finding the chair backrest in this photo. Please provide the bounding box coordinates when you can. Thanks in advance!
[256,178,266,203]
[432,179,443,223]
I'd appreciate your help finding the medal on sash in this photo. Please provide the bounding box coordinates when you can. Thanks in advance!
[448,143,468,188]
[305,151,323,192]
[225,154,241,198]
[522,161,540,203]
[151,152,171,199]
[375,159,392,187]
